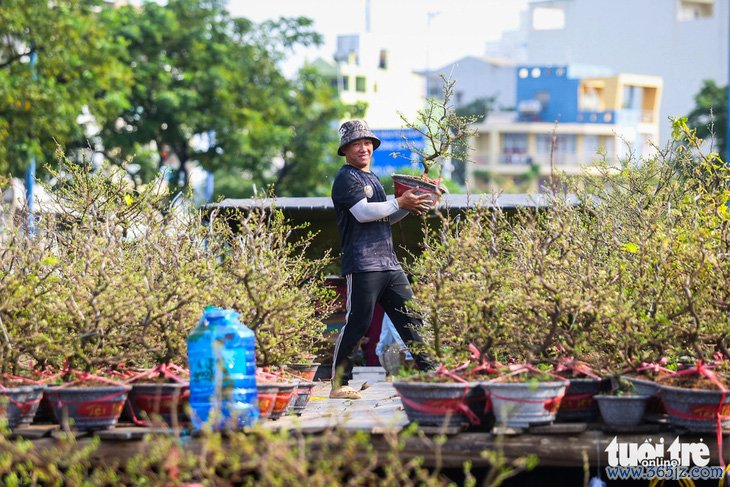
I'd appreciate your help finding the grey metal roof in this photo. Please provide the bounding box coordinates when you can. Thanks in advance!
[210,193,571,211]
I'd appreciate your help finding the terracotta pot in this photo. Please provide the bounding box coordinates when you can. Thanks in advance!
[256,383,279,420]
[285,363,320,382]
[269,382,297,420]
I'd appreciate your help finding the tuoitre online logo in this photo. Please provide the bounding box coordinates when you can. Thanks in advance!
[605,436,710,467]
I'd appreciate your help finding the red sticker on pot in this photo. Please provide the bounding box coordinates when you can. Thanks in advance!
[258,395,274,412]
[688,403,730,419]
[543,396,562,413]
[559,394,594,411]
[78,401,123,418]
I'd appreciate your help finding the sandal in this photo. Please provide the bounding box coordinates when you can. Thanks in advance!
[329,385,362,400]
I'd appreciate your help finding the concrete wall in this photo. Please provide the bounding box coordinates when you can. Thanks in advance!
[525,0,728,144]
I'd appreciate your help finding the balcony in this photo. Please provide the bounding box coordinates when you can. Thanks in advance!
[576,110,616,124]
[475,151,615,168]
[615,109,656,125]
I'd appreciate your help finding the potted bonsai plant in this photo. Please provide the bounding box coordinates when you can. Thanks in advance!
[212,205,337,420]
[0,202,63,429]
[594,376,650,428]
[390,201,518,430]
[392,76,477,208]
[576,118,730,436]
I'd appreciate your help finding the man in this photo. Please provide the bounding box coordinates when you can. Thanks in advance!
[330,120,434,400]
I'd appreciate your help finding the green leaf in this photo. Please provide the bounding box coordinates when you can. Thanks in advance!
[621,242,639,253]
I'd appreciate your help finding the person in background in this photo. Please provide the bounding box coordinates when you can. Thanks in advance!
[329,120,434,399]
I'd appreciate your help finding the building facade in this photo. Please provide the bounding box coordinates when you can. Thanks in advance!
[520,0,727,144]
[424,55,517,111]
[468,65,662,192]
[311,33,425,130]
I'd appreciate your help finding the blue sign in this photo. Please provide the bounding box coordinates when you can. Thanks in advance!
[370,128,424,177]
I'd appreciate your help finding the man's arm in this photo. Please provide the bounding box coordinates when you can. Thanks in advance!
[348,189,433,223]
[389,208,410,225]
[349,198,399,223]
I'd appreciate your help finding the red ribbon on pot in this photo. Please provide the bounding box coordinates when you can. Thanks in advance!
[485,363,569,412]
[398,366,481,425]
[662,361,728,468]
[0,382,42,412]
[124,363,187,385]
[552,357,601,379]
[635,360,676,376]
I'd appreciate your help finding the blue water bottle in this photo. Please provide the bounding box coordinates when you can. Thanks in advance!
[187,306,259,430]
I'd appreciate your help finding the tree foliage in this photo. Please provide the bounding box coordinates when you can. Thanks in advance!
[98,0,352,198]
[409,119,730,372]
[0,0,131,176]
[686,79,727,159]
[0,0,356,198]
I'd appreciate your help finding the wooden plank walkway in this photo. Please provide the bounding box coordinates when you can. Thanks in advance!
[264,379,408,434]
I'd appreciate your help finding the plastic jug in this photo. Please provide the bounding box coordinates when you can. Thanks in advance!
[187,306,259,429]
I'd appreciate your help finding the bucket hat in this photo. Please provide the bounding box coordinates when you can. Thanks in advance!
[337,120,381,156]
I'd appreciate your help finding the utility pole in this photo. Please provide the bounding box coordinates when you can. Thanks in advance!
[365,0,371,33]
[26,48,37,236]
[425,10,441,99]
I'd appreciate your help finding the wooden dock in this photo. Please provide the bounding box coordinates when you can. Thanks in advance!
[9,376,730,470]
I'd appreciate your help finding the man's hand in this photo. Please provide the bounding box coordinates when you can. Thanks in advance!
[396,188,433,214]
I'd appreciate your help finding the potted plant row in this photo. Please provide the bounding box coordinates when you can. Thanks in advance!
[0,157,335,431]
[390,116,730,441]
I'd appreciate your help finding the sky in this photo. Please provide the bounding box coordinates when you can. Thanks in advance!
[227,0,530,74]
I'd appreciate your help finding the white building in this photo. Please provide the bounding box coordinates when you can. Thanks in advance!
[519,0,728,143]
[423,55,517,111]
[311,33,425,130]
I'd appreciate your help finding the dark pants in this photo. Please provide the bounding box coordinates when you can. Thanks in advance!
[331,270,433,386]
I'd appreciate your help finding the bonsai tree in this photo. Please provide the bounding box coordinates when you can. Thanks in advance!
[407,202,516,367]
[32,153,214,379]
[401,76,477,180]
[215,205,336,369]
[579,119,730,373]
[0,201,65,378]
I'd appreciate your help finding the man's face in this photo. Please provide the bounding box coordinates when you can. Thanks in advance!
[343,138,373,170]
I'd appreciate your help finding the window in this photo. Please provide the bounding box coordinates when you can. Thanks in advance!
[579,83,604,111]
[622,86,639,109]
[501,134,529,164]
[537,134,576,159]
[583,135,599,156]
[532,6,566,30]
[355,76,366,93]
[342,76,350,91]
[677,0,714,20]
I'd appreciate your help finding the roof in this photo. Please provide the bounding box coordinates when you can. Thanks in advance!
[210,193,568,212]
